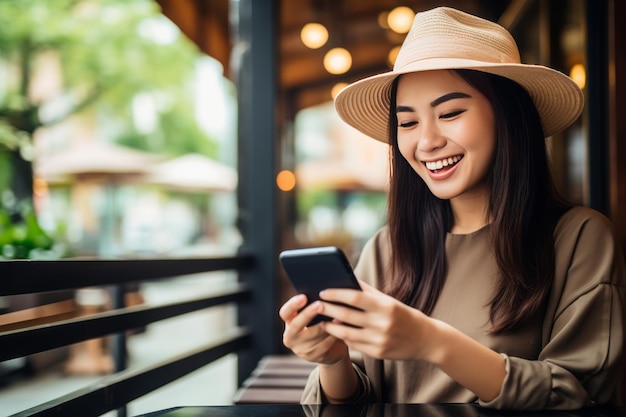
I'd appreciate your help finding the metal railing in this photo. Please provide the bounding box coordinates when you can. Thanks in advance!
[0,255,256,416]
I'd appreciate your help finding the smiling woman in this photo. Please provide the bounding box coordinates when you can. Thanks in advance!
[279,7,626,410]
[395,71,496,208]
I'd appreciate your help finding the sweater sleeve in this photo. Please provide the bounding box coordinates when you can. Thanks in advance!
[480,208,626,409]
[300,363,375,404]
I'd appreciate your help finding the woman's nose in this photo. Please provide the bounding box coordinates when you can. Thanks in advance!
[417,122,446,153]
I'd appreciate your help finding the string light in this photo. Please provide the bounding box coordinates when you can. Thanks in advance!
[388,45,401,68]
[378,11,390,29]
[300,23,329,49]
[331,82,349,99]
[323,47,352,75]
[276,170,296,191]
[569,64,586,89]
[387,6,414,34]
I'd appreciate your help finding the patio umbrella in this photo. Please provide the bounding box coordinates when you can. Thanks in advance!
[35,141,162,183]
[143,153,237,193]
[35,141,164,257]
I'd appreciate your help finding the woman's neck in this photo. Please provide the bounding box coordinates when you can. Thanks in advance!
[449,190,491,234]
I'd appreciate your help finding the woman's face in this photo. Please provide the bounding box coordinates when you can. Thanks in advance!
[396,70,496,202]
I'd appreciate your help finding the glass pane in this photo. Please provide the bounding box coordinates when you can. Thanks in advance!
[0,0,239,261]
[292,101,388,264]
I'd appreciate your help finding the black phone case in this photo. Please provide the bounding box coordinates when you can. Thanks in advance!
[279,246,361,326]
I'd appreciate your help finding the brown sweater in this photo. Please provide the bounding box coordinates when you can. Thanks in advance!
[301,206,626,409]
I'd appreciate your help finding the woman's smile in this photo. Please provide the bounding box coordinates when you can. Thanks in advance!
[423,154,464,173]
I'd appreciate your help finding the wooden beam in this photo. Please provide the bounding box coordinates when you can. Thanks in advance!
[155,0,231,77]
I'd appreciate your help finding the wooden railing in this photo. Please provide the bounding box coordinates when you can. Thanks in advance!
[0,255,258,416]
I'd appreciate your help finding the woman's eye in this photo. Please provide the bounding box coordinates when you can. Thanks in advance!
[398,121,417,128]
[440,110,465,119]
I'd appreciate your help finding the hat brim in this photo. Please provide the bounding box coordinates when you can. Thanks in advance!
[334,60,584,143]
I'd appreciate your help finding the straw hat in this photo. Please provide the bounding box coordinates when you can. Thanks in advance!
[334,7,584,143]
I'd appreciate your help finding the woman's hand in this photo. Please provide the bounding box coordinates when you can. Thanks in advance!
[280,294,361,402]
[317,280,507,402]
[317,280,438,362]
[279,294,350,366]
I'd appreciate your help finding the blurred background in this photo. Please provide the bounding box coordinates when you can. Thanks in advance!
[0,0,623,415]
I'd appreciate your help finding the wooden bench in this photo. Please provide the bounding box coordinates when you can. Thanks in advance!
[234,354,316,404]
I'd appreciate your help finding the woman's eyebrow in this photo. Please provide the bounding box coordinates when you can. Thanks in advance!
[396,92,472,113]
[396,105,414,113]
[430,91,471,107]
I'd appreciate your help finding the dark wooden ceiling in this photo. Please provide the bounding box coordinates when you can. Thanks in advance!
[156,0,514,114]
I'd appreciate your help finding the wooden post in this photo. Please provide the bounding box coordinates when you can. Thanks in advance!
[231,0,281,385]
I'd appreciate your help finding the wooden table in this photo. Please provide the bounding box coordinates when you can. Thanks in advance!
[138,403,623,417]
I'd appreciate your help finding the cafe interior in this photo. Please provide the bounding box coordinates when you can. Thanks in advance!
[1,0,625,416]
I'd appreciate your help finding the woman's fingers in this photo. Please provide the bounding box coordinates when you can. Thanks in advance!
[279,294,352,365]
[317,299,366,328]
[279,294,322,330]
[278,294,308,322]
[281,297,327,348]
[320,288,364,308]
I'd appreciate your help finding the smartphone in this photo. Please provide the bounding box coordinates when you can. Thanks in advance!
[279,246,362,326]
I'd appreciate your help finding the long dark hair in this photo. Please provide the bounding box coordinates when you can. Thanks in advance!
[385,69,570,334]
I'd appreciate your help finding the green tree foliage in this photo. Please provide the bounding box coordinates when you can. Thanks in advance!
[0,0,220,258]
[0,0,211,147]
[116,99,218,158]
[0,200,54,259]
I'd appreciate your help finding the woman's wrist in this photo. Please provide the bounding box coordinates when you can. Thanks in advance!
[421,318,454,365]
[319,356,360,403]
[319,354,352,372]
[419,317,506,402]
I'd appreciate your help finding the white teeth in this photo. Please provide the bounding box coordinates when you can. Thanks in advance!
[425,155,462,171]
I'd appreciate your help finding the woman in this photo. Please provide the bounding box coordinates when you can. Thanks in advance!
[279,7,626,410]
